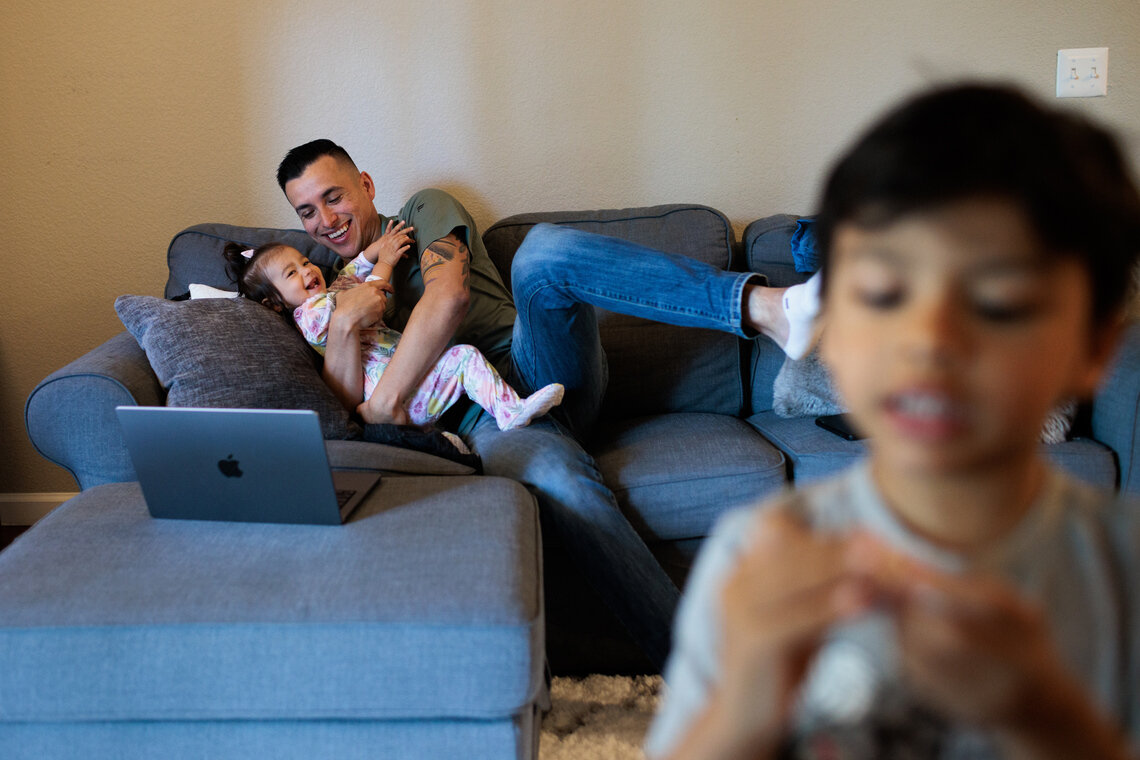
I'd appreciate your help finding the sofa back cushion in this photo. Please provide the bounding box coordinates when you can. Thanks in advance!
[483,205,744,418]
[165,223,340,299]
[742,214,813,413]
[742,214,806,289]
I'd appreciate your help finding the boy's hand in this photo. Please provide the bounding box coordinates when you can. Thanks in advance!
[363,219,414,267]
[868,557,1131,759]
[889,565,1054,726]
[711,512,878,753]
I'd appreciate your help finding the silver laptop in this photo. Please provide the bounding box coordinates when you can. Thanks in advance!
[116,406,380,525]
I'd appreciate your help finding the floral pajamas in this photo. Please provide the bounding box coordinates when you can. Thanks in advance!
[406,344,531,427]
[294,254,540,428]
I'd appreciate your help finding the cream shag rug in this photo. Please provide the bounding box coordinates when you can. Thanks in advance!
[540,674,663,760]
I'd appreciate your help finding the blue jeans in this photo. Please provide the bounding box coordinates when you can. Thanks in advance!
[465,224,760,670]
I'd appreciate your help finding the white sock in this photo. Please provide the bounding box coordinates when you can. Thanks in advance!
[781,272,821,360]
[500,383,565,431]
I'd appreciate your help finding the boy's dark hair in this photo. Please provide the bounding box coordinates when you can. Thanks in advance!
[276,139,357,192]
[222,241,293,314]
[815,83,1140,324]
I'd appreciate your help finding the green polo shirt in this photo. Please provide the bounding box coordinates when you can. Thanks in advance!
[381,189,518,433]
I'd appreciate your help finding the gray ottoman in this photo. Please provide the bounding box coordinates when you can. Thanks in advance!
[0,476,545,759]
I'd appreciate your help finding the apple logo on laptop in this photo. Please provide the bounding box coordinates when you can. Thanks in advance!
[218,454,243,478]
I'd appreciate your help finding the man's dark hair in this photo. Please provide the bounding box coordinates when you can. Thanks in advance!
[276,139,358,192]
[814,82,1140,324]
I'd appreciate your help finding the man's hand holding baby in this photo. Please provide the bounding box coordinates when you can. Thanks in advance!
[357,390,411,427]
[331,278,394,331]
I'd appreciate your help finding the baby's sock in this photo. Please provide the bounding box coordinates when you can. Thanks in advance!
[781,272,821,360]
[500,383,565,431]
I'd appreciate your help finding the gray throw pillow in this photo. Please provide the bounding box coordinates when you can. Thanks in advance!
[115,295,355,439]
[772,350,845,418]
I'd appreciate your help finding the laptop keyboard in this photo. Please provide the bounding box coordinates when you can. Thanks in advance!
[336,489,356,508]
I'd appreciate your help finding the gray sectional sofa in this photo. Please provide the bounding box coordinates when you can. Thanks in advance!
[12,204,1140,757]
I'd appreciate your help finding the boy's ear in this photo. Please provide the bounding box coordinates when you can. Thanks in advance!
[1071,312,1127,399]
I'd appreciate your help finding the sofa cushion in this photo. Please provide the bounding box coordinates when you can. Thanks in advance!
[746,411,866,485]
[770,345,1077,444]
[325,439,476,476]
[747,410,1119,489]
[484,205,736,289]
[483,205,744,418]
[1044,438,1121,490]
[590,413,787,541]
[0,478,543,722]
[25,331,165,489]
[742,214,806,290]
[0,718,538,760]
[115,295,355,439]
[165,223,341,299]
[1092,321,1140,494]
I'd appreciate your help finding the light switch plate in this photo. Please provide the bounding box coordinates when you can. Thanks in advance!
[1057,48,1108,98]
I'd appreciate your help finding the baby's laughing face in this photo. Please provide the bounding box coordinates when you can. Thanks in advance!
[264,246,327,309]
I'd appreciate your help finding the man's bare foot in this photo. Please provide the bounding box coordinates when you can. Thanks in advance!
[357,394,411,426]
[744,283,791,348]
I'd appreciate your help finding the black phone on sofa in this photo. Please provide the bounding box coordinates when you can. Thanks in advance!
[815,413,865,441]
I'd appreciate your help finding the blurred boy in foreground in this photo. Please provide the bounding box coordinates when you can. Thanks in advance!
[646,84,1140,760]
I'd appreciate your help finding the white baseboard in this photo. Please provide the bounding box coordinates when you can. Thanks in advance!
[0,493,77,526]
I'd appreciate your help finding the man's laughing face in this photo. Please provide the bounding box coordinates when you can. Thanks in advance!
[284,154,382,260]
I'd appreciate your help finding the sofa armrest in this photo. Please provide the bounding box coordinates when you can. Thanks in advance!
[25,332,163,490]
[1091,321,1140,495]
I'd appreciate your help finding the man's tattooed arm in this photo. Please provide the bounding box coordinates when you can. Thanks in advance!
[420,235,470,290]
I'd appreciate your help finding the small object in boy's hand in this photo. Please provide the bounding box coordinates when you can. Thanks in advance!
[816,413,865,441]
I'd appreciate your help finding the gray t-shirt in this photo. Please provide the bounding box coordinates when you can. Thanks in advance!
[645,463,1140,759]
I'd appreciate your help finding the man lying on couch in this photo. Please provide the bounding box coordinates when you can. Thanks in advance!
[276,139,818,671]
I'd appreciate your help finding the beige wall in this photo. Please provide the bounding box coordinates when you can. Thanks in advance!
[3,0,1138,497]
